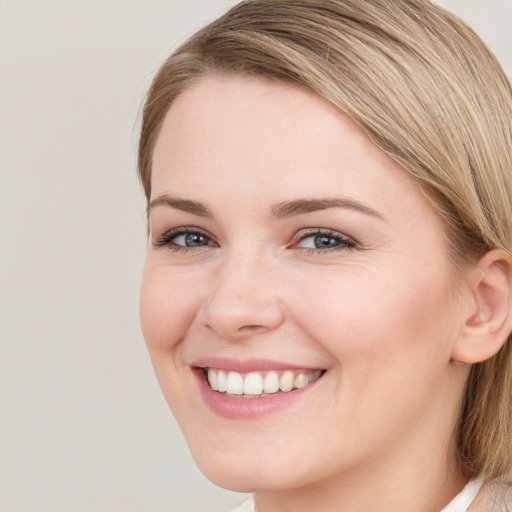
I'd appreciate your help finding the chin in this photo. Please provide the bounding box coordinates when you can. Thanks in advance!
[187,436,327,494]
[199,466,265,494]
[195,459,297,493]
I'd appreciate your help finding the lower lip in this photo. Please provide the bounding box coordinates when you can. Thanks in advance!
[194,369,322,420]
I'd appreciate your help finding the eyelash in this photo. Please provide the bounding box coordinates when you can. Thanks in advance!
[154,227,357,254]
[293,229,357,254]
[154,227,215,252]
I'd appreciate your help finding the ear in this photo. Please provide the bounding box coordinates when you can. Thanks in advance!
[452,250,512,364]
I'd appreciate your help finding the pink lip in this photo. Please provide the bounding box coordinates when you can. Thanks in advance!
[191,357,319,373]
[192,364,325,420]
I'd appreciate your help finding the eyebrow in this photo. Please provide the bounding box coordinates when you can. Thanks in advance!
[148,195,212,217]
[148,194,384,221]
[271,198,385,220]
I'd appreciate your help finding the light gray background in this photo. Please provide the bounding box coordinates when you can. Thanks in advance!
[1,1,511,511]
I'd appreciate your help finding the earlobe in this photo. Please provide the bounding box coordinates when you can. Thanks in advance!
[452,251,512,364]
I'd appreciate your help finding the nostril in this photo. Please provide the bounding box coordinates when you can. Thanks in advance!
[237,325,267,334]
[200,291,285,339]
[203,322,268,335]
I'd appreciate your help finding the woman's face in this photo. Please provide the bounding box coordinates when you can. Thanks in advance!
[141,75,470,492]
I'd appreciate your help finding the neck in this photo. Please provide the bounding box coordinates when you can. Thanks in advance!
[255,452,466,512]
[254,392,468,512]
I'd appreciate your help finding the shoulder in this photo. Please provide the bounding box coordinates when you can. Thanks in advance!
[469,477,512,512]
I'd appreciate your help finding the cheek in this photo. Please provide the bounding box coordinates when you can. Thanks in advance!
[288,264,455,368]
[139,264,201,354]
[284,265,460,446]
[139,264,205,421]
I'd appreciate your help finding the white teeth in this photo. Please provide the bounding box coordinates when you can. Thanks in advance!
[244,372,264,395]
[309,370,322,382]
[294,373,309,389]
[279,370,294,392]
[263,371,280,393]
[226,371,244,395]
[217,370,227,392]
[206,368,323,396]
[208,369,218,391]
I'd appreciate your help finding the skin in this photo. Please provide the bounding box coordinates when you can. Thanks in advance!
[140,74,476,512]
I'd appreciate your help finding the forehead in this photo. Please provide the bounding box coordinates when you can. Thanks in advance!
[155,76,399,179]
[152,75,356,170]
[151,74,431,224]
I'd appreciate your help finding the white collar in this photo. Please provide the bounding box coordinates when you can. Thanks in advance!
[440,478,484,512]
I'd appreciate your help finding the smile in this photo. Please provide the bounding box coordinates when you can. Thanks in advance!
[206,368,323,398]
[192,359,327,419]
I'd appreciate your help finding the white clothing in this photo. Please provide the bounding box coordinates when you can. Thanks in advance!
[230,497,255,512]
[440,478,484,512]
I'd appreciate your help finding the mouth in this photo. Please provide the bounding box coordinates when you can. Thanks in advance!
[199,367,325,399]
[191,358,327,419]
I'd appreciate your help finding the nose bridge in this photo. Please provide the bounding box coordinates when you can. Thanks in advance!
[202,245,284,340]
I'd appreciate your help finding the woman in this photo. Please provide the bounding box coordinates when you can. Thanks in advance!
[138,0,512,510]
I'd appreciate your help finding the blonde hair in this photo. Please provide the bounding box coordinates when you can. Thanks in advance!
[138,0,512,480]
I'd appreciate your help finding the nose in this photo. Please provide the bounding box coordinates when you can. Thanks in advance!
[200,251,285,341]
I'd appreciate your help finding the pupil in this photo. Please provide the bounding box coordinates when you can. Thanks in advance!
[186,233,207,247]
[315,235,338,248]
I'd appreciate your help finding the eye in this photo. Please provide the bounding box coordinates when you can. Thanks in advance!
[172,232,210,247]
[294,229,356,252]
[154,227,214,250]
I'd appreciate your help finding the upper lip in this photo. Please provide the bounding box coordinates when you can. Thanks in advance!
[191,357,324,373]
